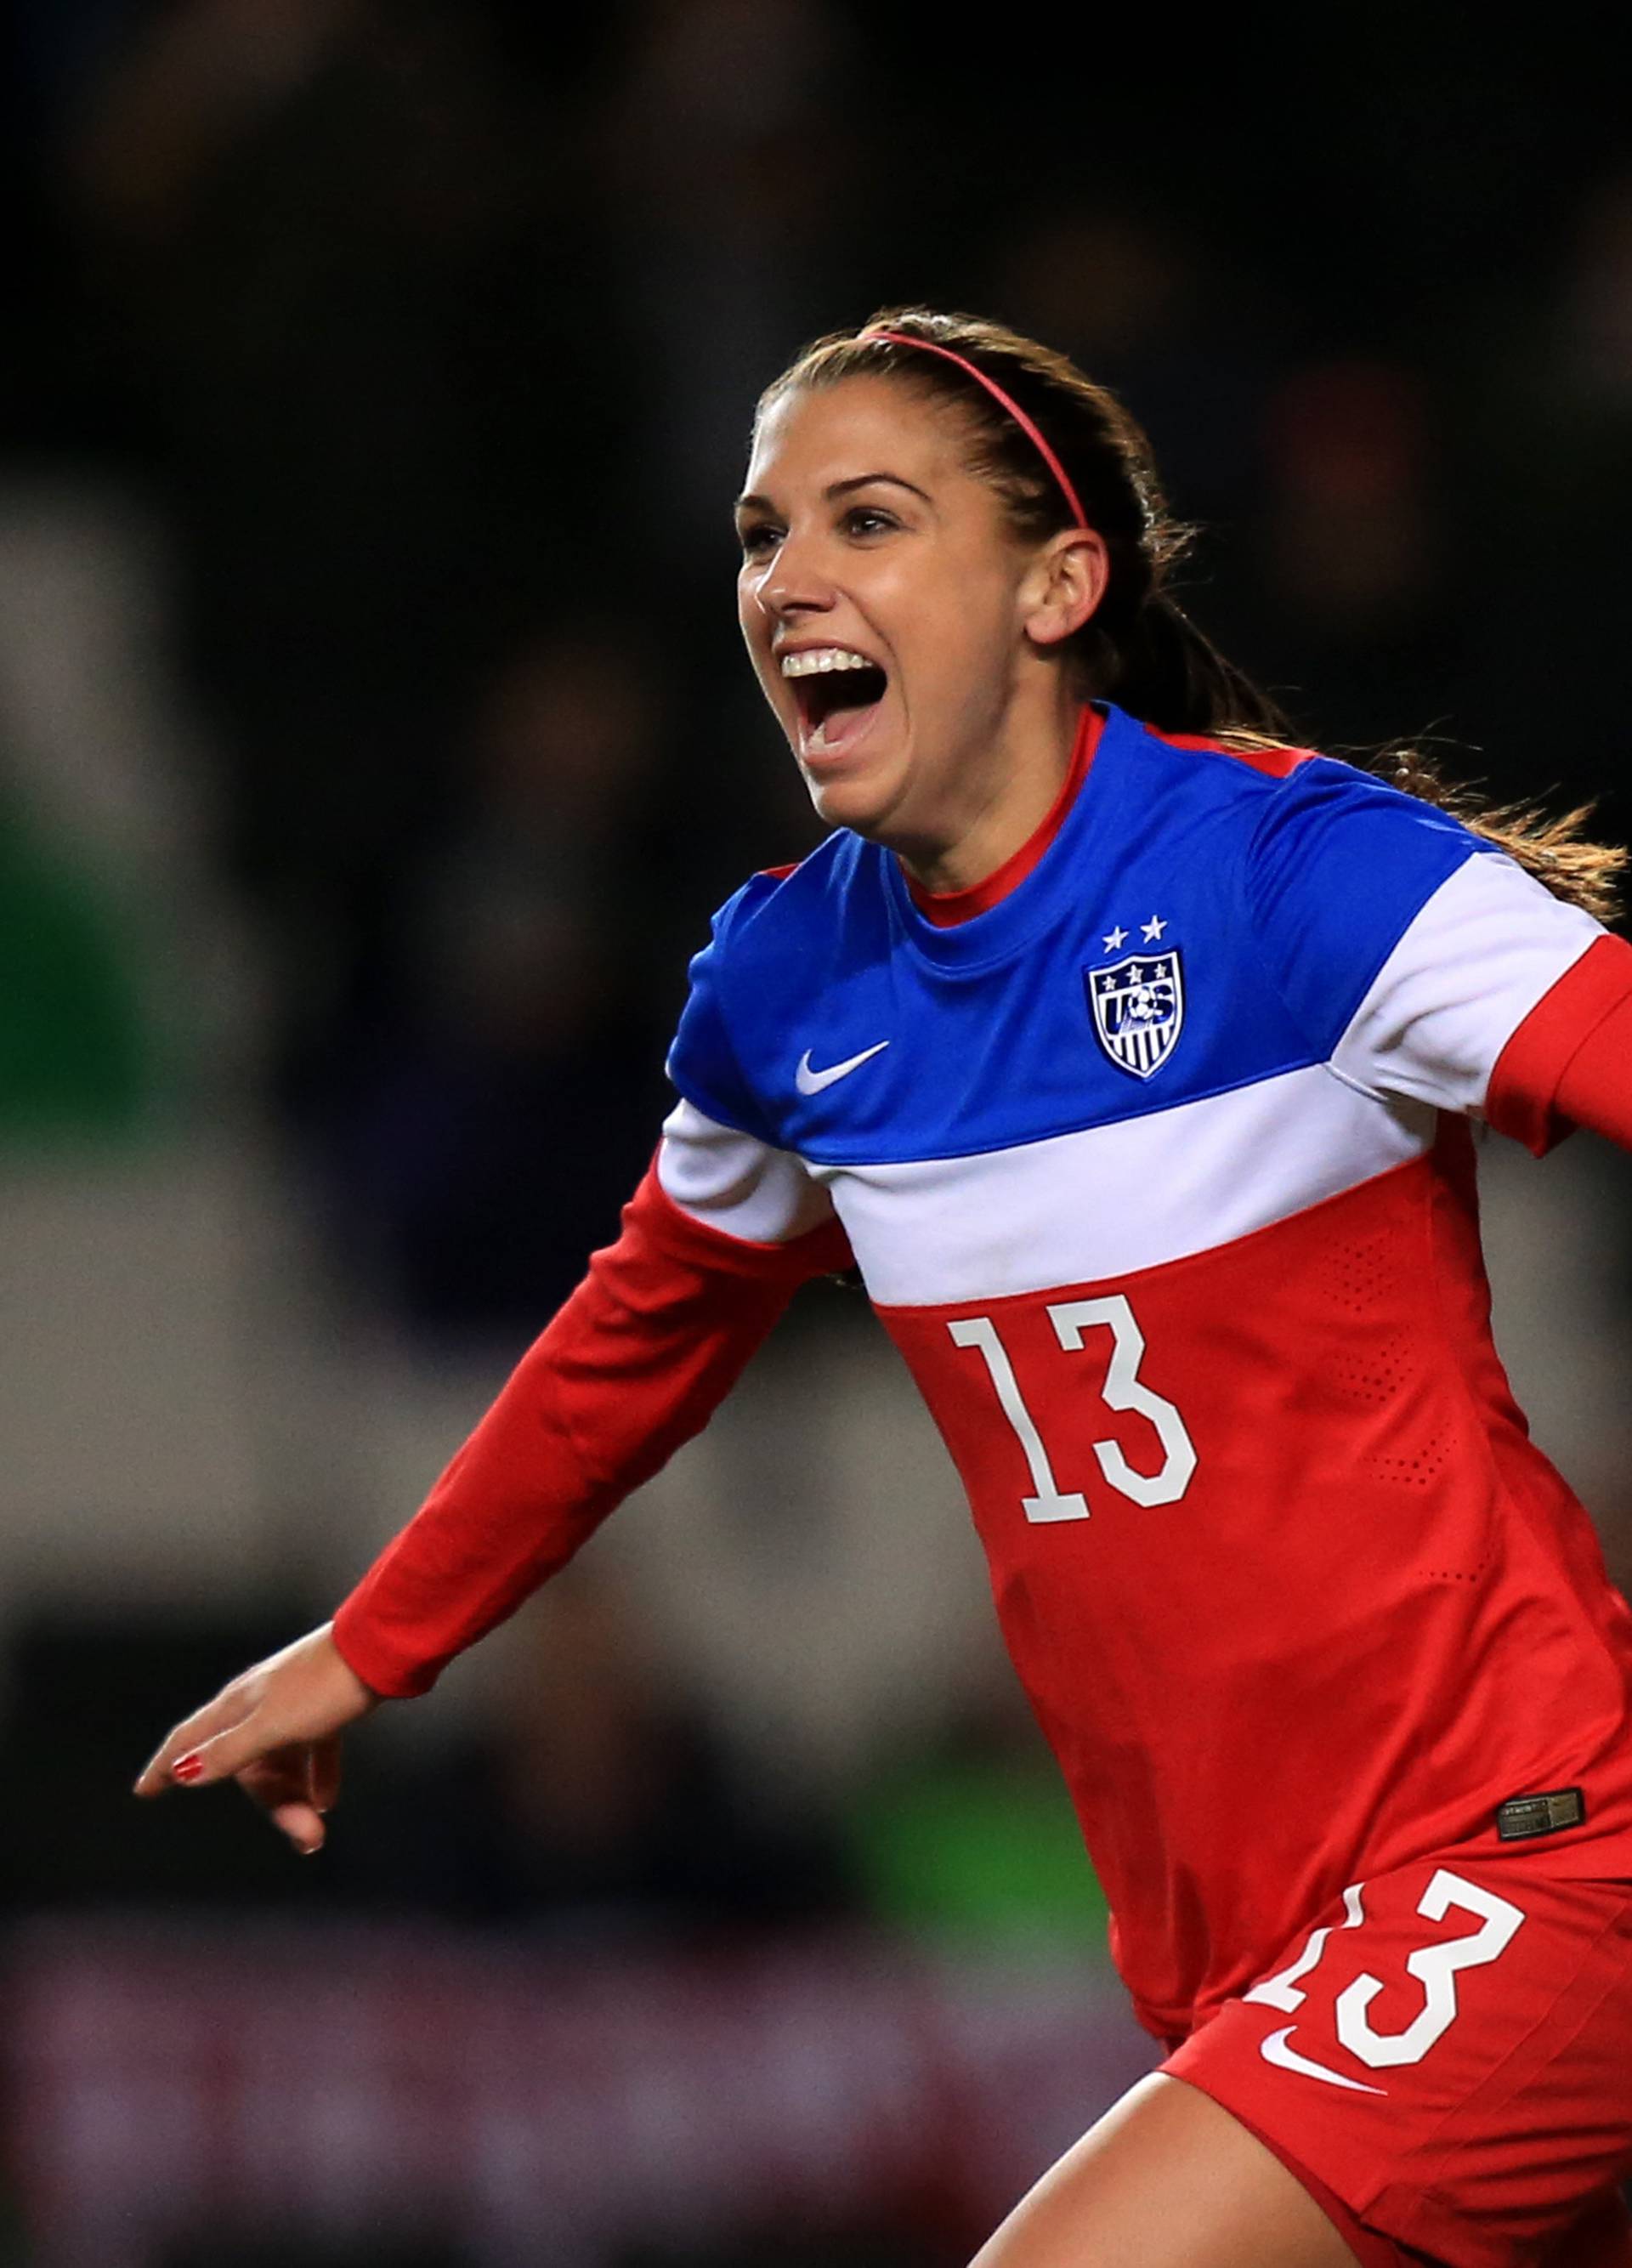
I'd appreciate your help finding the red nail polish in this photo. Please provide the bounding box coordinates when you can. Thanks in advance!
[173,1755,205,1783]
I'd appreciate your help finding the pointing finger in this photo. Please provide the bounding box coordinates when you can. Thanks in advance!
[134,1695,252,1798]
[169,1710,286,1789]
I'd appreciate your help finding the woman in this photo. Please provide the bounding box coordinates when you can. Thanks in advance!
[139,311,1632,2268]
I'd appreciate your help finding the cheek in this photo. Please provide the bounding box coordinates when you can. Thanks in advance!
[895,558,1014,683]
[737,581,774,660]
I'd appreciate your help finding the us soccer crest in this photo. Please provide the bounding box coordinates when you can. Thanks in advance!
[1085,948,1185,1080]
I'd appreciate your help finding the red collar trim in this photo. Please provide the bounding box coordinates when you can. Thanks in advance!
[904,706,1104,927]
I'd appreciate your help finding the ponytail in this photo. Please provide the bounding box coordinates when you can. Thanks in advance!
[1107,593,1290,741]
[1371,746,1624,924]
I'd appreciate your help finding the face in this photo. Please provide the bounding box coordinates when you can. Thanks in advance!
[734,375,1092,850]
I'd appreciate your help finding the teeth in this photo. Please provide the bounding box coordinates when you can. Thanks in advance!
[780,648,876,678]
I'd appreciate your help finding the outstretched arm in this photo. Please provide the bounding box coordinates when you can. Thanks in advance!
[136,1123,850,1846]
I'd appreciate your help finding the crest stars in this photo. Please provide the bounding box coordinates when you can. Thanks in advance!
[1102,917,1169,951]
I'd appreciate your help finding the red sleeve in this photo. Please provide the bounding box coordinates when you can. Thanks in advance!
[331,1166,853,1698]
[1487,933,1632,1157]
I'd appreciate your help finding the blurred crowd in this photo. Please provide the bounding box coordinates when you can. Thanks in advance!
[3,5,1631,2262]
[8,0,1632,1332]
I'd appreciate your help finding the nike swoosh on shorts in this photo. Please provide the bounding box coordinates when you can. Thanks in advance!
[1259,2026,1385,2095]
[796,1041,891,1096]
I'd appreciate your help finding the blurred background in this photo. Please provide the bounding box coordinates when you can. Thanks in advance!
[3,3,1630,2261]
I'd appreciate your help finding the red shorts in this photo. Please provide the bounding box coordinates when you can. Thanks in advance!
[1161,1854,1632,2268]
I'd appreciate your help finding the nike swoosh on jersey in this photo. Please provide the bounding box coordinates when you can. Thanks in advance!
[1258,2027,1385,2095]
[796,1041,891,1096]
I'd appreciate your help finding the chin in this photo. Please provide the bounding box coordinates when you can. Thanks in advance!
[802,770,900,837]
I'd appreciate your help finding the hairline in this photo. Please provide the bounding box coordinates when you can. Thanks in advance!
[751,362,1064,543]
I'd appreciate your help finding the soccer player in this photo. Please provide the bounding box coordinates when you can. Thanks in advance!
[139,311,1632,2268]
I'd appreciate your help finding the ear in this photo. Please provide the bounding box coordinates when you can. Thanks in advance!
[1020,528,1110,652]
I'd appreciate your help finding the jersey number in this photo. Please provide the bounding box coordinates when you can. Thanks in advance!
[948,1296,1197,1520]
[1246,1869,1527,2071]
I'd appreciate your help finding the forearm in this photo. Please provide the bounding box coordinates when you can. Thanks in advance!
[332,1165,849,1698]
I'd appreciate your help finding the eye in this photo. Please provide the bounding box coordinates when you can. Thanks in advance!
[841,506,898,539]
[738,519,782,560]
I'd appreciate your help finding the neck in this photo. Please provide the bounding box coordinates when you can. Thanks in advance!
[893,680,1085,896]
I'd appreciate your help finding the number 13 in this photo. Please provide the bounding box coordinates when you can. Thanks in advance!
[949,1296,1197,1521]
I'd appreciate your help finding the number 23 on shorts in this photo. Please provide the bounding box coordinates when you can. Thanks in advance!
[1244,1868,1526,2091]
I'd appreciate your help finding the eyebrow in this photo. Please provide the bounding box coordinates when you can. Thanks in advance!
[734,472,933,515]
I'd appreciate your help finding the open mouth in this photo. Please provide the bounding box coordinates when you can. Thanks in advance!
[781,648,889,756]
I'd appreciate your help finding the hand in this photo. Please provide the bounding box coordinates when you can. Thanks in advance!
[133,1622,379,1854]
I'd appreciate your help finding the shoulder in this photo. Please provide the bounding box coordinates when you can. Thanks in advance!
[1134,719,1312,785]
[1129,717,1473,853]
[1113,714,1504,1044]
[666,830,887,1140]
[1089,717,1482,950]
[1220,745,1505,1052]
[1244,747,1479,852]
[1117,713,1485,887]
[1124,714,1465,831]
[1238,749,1489,926]
[1102,713,1340,856]
[698,828,883,980]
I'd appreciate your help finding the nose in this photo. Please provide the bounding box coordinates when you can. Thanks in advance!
[751,525,837,625]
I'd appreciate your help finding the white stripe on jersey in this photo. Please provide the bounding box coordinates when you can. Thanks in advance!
[657,1097,837,1245]
[657,853,1601,1292]
[660,1072,1431,1297]
[805,1068,1434,1307]
[1331,852,1603,1116]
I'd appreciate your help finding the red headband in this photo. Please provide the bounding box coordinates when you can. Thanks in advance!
[864,329,1089,530]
